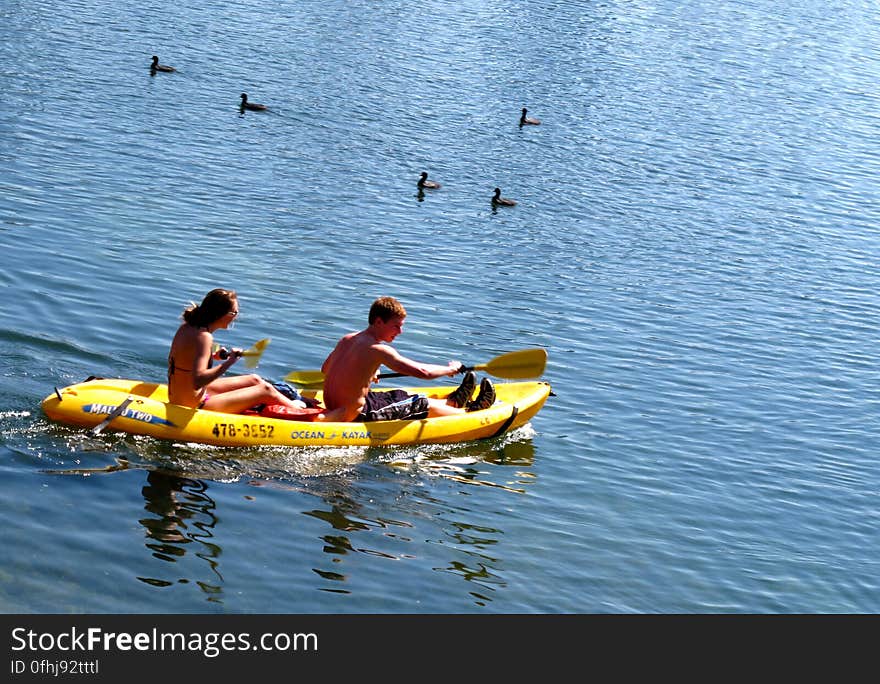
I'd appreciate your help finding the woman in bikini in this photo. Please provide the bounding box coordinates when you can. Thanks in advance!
[167,288,304,413]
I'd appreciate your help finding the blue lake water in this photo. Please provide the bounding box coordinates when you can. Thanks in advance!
[1,0,879,613]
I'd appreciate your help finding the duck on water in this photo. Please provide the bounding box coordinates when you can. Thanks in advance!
[150,55,175,73]
[492,187,516,206]
[519,107,540,126]
[240,93,267,111]
[417,172,441,190]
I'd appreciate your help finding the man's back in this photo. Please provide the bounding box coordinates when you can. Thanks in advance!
[321,331,384,421]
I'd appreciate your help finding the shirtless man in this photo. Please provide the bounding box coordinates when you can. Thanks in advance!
[317,296,495,422]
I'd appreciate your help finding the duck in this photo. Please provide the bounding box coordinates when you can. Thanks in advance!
[150,55,175,73]
[519,107,541,125]
[417,171,441,190]
[240,93,267,111]
[492,187,517,206]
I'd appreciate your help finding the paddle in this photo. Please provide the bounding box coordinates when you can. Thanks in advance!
[284,348,547,389]
[90,396,133,436]
[213,338,270,369]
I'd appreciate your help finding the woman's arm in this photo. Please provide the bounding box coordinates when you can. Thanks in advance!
[192,332,240,388]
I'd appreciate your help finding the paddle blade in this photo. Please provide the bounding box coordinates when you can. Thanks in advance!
[283,369,326,388]
[477,348,547,379]
[242,338,270,368]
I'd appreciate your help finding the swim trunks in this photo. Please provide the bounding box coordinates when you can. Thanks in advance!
[357,389,429,422]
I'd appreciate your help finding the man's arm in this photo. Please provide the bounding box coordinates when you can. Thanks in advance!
[378,344,461,379]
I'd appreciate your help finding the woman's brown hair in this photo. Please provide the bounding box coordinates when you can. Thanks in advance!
[182,289,238,328]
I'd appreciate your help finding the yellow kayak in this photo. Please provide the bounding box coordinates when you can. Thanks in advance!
[41,377,552,447]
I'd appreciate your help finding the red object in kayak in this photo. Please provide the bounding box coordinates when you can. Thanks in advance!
[251,403,324,422]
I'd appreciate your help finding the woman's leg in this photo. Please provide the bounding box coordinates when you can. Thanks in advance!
[203,374,305,413]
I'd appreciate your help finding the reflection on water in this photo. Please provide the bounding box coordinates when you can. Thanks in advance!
[42,427,541,608]
[42,456,228,605]
[391,429,538,493]
[137,470,223,602]
[436,521,505,608]
[300,486,370,595]
[304,502,370,533]
[299,474,515,605]
[283,431,540,605]
[482,439,535,467]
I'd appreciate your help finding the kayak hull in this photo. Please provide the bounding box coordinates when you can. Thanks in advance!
[41,378,551,447]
